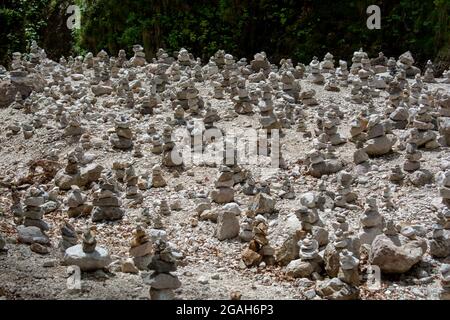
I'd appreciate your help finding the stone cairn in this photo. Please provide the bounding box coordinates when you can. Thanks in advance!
[258,82,281,131]
[174,76,203,115]
[423,60,436,83]
[129,225,153,270]
[130,44,146,67]
[429,207,450,259]
[403,142,422,172]
[241,215,275,267]
[162,126,183,167]
[316,110,346,146]
[286,234,323,279]
[59,222,78,251]
[320,52,335,73]
[173,105,186,125]
[296,194,329,247]
[0,233,6,252]
[234,76,254,114]
[350,48,367,75]
[151,164,167,188]
[124,164,143,205]
[23,186,49,232]
[438,170,450,208]
[110,116,133,150]
[358,197,383,245]
[66,185,91,218]
[440,264,450,300]
[408,98,439,149]
[336,60,349,86]
[300,89,318,106]
[91,174,125,222]
[324,72,340,92]
[147,237,181,300]
[63,227,111,271]
[308,56,324,84]
[211,165,235,204]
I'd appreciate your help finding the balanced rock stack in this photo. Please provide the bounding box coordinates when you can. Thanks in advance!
[151,165,167,188]
[59,222,78,251]
[147,238,181,300]
[440,264,450,300]
[162,126,183,167]
[211,165,235,204]
[350,48,367,75]
[241,215,275,267]
[408,99,439,149]
[250,52,271,76]
[124,164,143,204]
[23,186,49,231]
[308,56,324,84]
[66,185,92,218]
[316,110,346,146]
[280,70,300,102]
[233,77,253,114]
[63,227,111,272]
[423,60,436,83]
[324,73,340,92]
[0,233,6,252]
[324,227,360,278]
[286,235,323,279]
[295,196,329,247]
[403,142,422,172]
[130,45,146,67]
[363,114,396,157]
[429,208,450,258]
[129,225,153,270]
[320,52,335,73]
[438,170,450,208]
[299,89,318,106]
[396,51,420,77]
[358,197,384,245]
[175,77,203,114]
[91,174,125,222]
[110,116,133,150]
[258,82,281,131]
[336,60,349,86]
[306,147,343,178]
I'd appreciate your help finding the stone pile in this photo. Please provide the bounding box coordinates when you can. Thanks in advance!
[358,197,383,245]
[320,52,335,73]
[211,165,235,204]
[258,82,281,131]
[59,222,78,251]
[146,237,181,300]
[233,77,253,114]
[63,227,111,271]
[130,45,146,67]
[129,225,153,270]
[403,142,421,172]
[66,185,91,218]
[423,60,436,83]
[91,174,125,222]
[23,186,49,232]
[161,126,183,167]
[396,51,420,77]
[110,116,133,150]
[241,216,275,267]
[285,235,323,279]
[308,56,324,84]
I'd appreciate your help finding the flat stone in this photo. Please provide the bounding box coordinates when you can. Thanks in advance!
[63,244,111,272]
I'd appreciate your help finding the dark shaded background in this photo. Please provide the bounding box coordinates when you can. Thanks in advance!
[1,0,449,72]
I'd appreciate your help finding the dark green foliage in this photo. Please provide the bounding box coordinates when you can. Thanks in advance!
[1,0,449,71]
